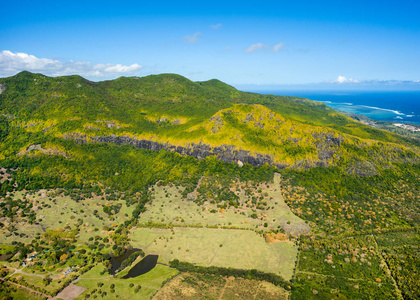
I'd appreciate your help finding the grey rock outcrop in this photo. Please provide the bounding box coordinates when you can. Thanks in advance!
[64,133,289,169]
[17,144,68,158]
[313,132,343,165]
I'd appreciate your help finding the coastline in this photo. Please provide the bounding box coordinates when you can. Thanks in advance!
[250,90,420,125]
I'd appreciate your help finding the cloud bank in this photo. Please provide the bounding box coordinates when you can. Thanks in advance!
[331,75,420,87]
[0,50,142,79]
[335,75,360,84]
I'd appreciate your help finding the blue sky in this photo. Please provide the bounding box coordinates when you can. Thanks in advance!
[1,0,419,89]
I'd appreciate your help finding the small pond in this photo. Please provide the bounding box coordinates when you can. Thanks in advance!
[122,255,159,279]
[109,248,143,275]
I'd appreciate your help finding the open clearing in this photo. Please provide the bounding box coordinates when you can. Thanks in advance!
[53,283,86,300]
[153,272,289,300]
[139,173,310,236]
[0,281,47,300]
[0,191,135,244]
[130,227,298,280]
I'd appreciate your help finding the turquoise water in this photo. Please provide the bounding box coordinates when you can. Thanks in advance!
[256,91,420,125]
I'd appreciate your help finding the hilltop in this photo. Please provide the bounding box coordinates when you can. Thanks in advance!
[1,71,419,171]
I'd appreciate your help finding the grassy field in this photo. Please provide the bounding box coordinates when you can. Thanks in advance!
[153,272,289,300]
[0,282,46,300]
[130,227,298,280]
[0,244,15,255]
[10,271,62,294]
[0,190,135,244]
[139,173,310,236]
[74,263,179,300]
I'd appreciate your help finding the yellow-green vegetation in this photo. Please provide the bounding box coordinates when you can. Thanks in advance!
[0,244,15,255]
[139,173,309,236]
[130,227,298,280]
[0,281,46,300]
[2,71,419,172]
[186,104,326,164]
[74,263,179,300]
[0,190,134,244]
[375,229,420,300]
[154,272,289,300]
[292,234,402,299]
[282,164,420,235]
[9,271,62,294]
[1,72,420,298]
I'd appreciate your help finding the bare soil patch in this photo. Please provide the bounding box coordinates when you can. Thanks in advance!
[53,283,86,300]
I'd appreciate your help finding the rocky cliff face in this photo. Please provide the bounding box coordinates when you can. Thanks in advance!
[64,133,290,169]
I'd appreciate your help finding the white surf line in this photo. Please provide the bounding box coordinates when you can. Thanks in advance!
[319,100,354,106]
[359,105,405,115]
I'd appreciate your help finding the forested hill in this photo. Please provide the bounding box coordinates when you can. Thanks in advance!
[0,71,419,172]
[1,72,420,299]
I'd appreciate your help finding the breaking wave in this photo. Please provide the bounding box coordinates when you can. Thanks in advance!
[359,105,404,115]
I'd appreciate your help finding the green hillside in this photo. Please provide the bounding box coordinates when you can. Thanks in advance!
[1,71,418,169]
[0,72,419,299]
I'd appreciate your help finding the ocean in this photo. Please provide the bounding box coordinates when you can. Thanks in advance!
[255,91,420,125]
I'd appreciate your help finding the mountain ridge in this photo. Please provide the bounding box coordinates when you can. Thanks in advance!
[1,71,420,172]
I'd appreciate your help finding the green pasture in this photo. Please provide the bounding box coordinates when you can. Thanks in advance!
[0,244,15,255]
[130,227,298,280]
[74,263,179,300]
[0,282,46,300]
[10,271,62,294]
[139,173,309,236]
[0,191,135,244]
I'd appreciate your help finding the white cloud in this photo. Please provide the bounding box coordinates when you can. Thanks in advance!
[210,24,222,30]
[322,76,420,87]
[93,63,141,73]
[273,43,285,52]
[245,43,268,53]
[183,32,201,44]
[335,75,359,84]
[0,50,142,79]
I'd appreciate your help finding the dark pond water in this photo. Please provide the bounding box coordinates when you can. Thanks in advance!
[122,255,159,279]
[109,248,143,275]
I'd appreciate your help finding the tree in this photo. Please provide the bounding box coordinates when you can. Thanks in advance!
[50,252,58,263]
[43,275,52,286]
